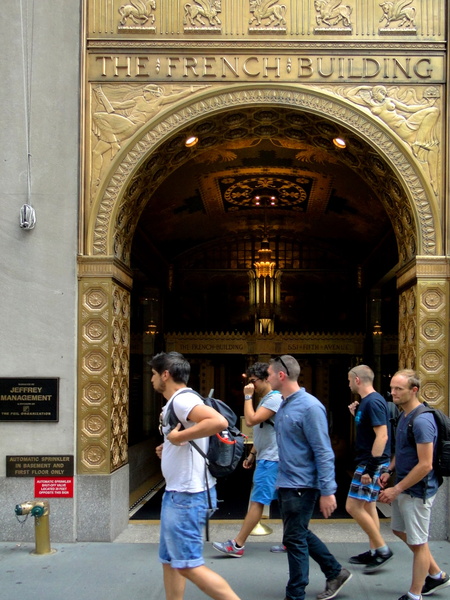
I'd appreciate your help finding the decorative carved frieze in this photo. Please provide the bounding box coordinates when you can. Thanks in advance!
[398,285,417,370]
[86,0,443,40]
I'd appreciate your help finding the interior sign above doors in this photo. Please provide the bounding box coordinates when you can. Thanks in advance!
[0,378,59,421]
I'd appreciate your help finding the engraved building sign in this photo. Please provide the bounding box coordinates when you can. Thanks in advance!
[0,378,59,421]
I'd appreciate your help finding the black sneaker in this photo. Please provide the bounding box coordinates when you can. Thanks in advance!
[349,550,374,565]
[422,572,450,595]
[363,548,394,573]
[316,568,352,599]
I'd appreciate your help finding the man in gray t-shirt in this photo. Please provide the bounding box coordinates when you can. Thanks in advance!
[212,362,282,557]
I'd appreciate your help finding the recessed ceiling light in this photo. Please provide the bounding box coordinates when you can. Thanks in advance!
[333,137,346,149]
[185,135,198,147]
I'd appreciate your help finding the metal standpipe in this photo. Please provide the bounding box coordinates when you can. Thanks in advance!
[15,500,56,555]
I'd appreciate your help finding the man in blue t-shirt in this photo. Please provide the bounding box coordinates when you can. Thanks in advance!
[379,369,450,600]
[346,365,393,573]
[212,361,282,558]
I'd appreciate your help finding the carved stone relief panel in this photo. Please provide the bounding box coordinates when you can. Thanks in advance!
[118,0,157,32]
[78,278,130,474]
[89,83,209,199]
[314,0,353,34]
[183,0,222,32]
[248,0,287,33]
[378,0,417,34]
[333,84,441,198]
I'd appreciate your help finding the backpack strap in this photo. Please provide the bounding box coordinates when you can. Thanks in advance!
[406,403,434,501]
[166,391,209,460]
[165,390,214,539]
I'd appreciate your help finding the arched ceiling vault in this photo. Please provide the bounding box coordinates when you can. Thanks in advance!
[120,105,411,275]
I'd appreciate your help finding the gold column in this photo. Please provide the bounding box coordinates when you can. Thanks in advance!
[398,258,450,413]
[77,258,132,474]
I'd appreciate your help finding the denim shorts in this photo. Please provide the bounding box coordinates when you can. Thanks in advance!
[391,492,436,545]
[250,459,278,505]
[348,462,389,502]
[159,487,217,568]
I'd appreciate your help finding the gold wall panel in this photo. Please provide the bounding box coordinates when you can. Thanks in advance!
[417,279,449,412]
[78,276,130,474]
[398,258,449,413]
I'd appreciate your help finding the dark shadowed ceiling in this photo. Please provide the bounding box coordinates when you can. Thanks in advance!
[131,106,399,336]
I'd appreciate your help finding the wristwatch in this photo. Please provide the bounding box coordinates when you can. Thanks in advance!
[244,394,252,400]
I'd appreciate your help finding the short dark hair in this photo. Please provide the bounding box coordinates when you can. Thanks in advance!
[246,362,268,380]
[269,355,300,381]
[148,351,190,384]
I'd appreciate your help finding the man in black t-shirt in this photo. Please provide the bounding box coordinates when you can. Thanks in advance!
[346,365,394,573]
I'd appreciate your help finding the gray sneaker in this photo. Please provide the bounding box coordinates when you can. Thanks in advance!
[316,568,352,600]
[270,544,287,553]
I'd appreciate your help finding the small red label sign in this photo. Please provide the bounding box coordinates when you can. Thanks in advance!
[35,477,74,498]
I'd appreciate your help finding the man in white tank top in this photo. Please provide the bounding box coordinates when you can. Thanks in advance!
[151,351,242,600]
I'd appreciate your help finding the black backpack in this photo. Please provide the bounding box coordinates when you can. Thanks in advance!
[387,400,401,456]
[406,401,450,486]
[166,389,246,478]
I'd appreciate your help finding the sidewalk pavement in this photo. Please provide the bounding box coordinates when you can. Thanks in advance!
[1,520,449,600]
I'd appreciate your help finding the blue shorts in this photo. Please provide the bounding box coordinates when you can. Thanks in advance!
[250,460,278,505]
[159,487,217,568]
[348,462,389,503]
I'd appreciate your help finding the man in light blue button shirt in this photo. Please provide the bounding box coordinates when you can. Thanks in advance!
[268,355,352,600]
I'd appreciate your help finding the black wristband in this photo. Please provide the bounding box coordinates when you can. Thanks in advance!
[362,456,381,478]
[381,467,394,476]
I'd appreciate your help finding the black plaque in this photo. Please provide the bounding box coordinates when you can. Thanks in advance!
[6,455,74,477]
[0,378,59,421]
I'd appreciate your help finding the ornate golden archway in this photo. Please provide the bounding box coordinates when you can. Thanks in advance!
[78,84,448,476]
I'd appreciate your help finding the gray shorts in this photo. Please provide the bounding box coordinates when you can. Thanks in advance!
[391,492,436,545]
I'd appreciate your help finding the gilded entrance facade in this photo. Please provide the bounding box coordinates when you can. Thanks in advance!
[78,0,449,538]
